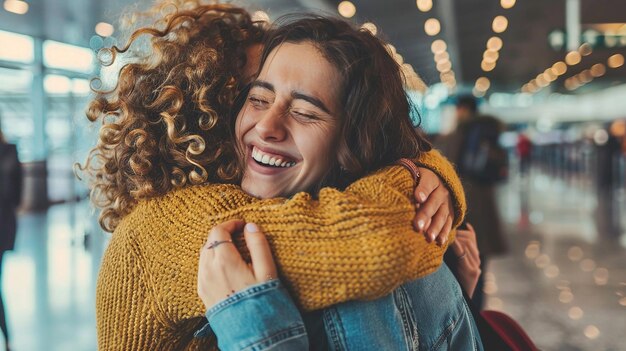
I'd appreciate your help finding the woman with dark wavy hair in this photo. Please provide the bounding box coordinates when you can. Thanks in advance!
[196,15,483,350]
[82,2,474,350]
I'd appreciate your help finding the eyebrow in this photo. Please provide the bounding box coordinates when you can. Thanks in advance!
[251,80,332,114]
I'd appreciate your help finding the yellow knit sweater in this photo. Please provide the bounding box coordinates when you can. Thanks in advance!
[96,149,465,350]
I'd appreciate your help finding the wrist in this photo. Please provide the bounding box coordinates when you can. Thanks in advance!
[395,158,421,186]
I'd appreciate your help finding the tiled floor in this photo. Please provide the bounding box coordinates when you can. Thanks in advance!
[1,168,624,351]
[488,170,626,351]
[2,203,107,351]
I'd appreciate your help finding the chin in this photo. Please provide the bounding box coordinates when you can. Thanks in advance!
[242,184,277,199]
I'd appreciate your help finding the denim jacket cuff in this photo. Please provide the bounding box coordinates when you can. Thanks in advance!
[197,280,308,351]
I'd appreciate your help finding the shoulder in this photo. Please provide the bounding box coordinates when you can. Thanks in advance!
[114,183,253,246]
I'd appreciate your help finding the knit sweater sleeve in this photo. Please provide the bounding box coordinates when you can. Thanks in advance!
[211,165,453,311]
[96,223,170,350]
[414,148,467,228]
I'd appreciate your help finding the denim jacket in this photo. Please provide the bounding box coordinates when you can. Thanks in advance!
[197,264,484,351]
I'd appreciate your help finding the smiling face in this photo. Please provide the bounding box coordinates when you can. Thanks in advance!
[235,41,343,199]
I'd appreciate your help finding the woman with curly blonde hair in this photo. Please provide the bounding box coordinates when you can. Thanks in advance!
[81,1,471,350]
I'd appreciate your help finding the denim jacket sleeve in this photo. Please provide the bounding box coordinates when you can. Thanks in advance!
[199,279,309,351]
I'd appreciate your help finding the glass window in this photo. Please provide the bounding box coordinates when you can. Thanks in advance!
[0,67,34,161]
[43,40,94,74]
[45,75,94,201]
[0,30,34,63]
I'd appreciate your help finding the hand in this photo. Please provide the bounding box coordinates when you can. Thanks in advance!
[412,167,455,246]
[451,223,481,298]
[197,219,278,310]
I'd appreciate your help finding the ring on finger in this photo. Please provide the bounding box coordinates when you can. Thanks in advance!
[457,252,467,260]
[206,240,234,250]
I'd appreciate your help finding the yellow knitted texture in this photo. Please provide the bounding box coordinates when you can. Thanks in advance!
[96,154,465,350]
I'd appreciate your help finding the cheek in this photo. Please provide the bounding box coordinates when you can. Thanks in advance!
[235,108,252,144]
[301,128,339,170]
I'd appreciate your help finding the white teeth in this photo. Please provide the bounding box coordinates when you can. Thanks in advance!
[251,146,296,168]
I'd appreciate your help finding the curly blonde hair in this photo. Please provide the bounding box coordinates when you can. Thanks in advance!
[77,1,265,232]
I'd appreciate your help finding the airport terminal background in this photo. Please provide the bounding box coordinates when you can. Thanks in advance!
[0,0,625,350]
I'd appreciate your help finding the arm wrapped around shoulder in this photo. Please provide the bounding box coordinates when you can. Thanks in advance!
[212,165,450,311]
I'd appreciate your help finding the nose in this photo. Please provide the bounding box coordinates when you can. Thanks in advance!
[255,107,288,142]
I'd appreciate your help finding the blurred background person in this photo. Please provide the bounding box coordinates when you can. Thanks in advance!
[436,95,508,309]
[516,132,532,177]
[0,122,22,351]
[594,124,623,239]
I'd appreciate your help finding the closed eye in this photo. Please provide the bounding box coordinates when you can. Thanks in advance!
[248,96,269,109]
[291,109,320,121]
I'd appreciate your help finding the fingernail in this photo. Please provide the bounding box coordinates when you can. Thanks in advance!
[418,192,427,203]
[430,232,437,242]
[417,220,425,231]
[245,223,259,233]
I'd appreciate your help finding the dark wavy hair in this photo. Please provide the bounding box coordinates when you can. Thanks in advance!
[77,1,265,232]
[257,15,431,189]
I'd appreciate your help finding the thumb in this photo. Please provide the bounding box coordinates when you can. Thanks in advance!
[243,223,278,281]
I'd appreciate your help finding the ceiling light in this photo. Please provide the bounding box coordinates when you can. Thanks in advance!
[95,22,114,37]
[361,22,377,35]
[338,1,356,18]
[436,60,452,72]
[440,71,454,80]
[483,50,500,63]
[416,0,433,12]
[543,69,557,82]
[486,36,503,51]
[434,51,449,62]
[501,0,516,9]
[492,16,508,33]
[431,39,447,54]
[475,77,491,91]
[584,325,600,340]
[579,71,592,83]
[565,51,582,65]
[472,88,486,97]
[4,0,28,14]
[608,54,624,68]
[481,60,496,71]
[536,75,548,87]
[424,18,441,36]
[578,43,593,56]
[552,61,567,75]
[590,63,606,77]
[252,11,270,23]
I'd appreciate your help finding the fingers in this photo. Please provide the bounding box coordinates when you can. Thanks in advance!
[414,187,448,241]
[451,240,464,256]
[441,216,453,245]
[456,229,481,266]
[198,220,256,310]
[466,223,476,234]
[414,167,438,204]
[243,223,277,282]
[205,219,245,261]
[428,205,449,246]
